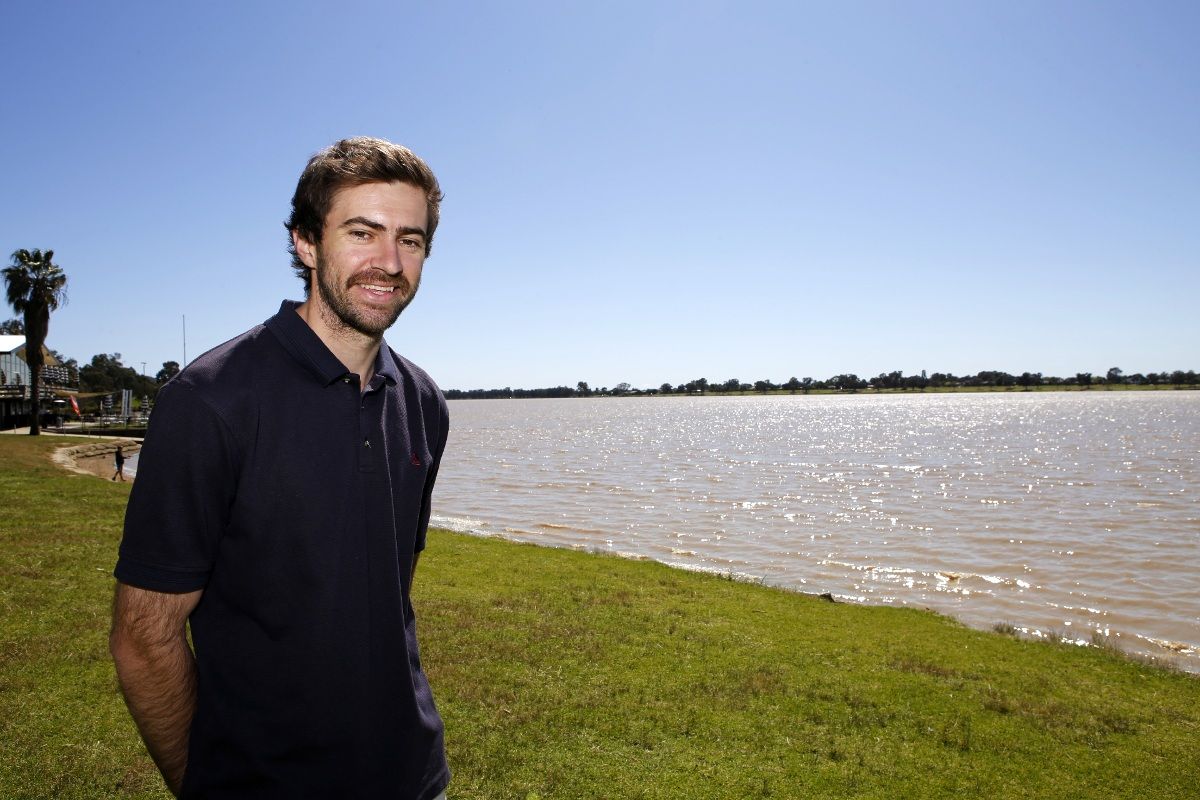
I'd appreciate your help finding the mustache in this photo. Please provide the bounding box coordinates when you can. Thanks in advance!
[347,270,412,293]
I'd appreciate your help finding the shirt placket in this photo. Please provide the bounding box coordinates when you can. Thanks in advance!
[356,376,386,474]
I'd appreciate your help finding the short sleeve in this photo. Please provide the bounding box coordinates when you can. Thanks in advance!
[413,393,449,554]
[114,381,240,592]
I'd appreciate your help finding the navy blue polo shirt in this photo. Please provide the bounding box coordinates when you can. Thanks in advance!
[116,300,450,799]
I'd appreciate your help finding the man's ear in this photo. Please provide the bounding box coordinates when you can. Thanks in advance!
[292,230,318,269]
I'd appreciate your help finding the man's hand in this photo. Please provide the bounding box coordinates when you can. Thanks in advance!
[110,583,203,797]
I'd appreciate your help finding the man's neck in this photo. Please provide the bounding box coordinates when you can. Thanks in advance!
[294,300,382,389]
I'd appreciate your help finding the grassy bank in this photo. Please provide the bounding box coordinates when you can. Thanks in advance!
[2,437,1197,799]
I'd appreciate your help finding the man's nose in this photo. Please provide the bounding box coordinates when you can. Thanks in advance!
[374,242,405,274]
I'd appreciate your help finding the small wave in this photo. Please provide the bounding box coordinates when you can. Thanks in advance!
[430,515,484,534]
[667,561,765,584]
[933,571,1029,589]
[1138,636,1197,655]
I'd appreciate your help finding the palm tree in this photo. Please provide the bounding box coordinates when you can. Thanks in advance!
[4,249,68,435]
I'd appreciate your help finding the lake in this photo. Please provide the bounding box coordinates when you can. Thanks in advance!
[431,391,1199,671]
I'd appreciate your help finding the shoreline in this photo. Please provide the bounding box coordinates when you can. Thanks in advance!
[429,521,1196,675]
[52,440,140,482]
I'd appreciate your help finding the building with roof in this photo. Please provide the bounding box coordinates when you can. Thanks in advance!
[1,335,79,429]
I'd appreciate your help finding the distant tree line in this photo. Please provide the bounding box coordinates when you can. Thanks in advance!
[444,368,1198,400]
[9,303,1198,407]
[68,354,181,412]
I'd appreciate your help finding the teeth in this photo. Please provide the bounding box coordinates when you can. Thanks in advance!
[361,284,394,293]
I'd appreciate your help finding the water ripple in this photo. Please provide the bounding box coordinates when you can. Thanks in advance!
[433,391,1200,671]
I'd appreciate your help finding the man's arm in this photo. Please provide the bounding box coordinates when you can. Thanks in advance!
[110,582,203,797]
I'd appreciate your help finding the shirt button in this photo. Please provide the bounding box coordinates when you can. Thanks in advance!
[363,438,371,448]
[342,376,352,384]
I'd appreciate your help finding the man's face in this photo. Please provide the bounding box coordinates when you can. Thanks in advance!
[294,181,429,339]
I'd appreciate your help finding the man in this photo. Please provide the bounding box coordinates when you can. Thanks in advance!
[110,137,450,799]
[111,445,126,481]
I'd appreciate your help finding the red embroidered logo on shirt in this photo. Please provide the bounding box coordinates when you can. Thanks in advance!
[410,452,422,466]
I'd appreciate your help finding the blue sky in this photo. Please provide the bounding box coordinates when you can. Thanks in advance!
[3,1,1196,390]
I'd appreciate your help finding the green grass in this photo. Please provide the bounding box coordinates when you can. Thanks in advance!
[2,436,1198,799]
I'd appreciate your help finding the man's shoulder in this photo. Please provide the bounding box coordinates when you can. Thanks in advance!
[168,323,274,395]
[386,348,448,416]
[148,322,282,447]
[388,349,443,398]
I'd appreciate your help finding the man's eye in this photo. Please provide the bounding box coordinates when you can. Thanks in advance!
[400,238,422,250]
[350,230,371,240]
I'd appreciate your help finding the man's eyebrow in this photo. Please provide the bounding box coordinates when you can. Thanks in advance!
[338,217,428,238]
[339,216,387,231]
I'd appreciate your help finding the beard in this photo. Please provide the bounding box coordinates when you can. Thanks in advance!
[313,251,420,338]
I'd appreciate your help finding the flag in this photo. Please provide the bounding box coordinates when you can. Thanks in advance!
[69,396,81,417]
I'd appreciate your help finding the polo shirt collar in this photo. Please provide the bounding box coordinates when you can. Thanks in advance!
[265,300,398,387]
[372,341,401,386]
